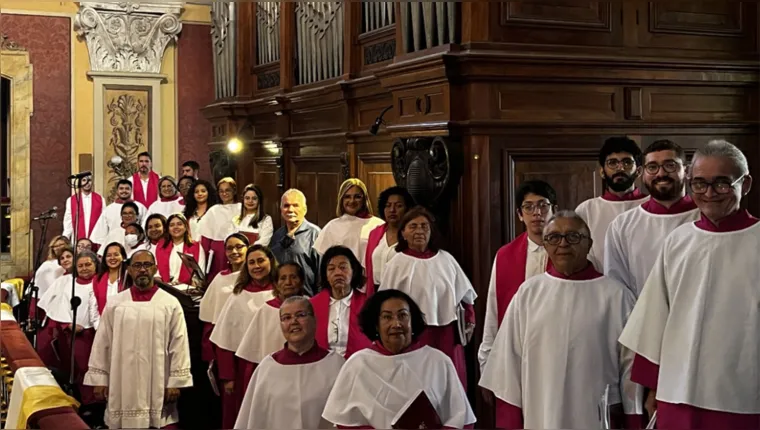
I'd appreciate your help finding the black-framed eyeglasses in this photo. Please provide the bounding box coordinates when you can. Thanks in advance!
[605,158,636,170]
[130,262,155,271]
[644,160,681,175]
[544,232,589,246]
[689,176,744,194]
[520,201,552,214]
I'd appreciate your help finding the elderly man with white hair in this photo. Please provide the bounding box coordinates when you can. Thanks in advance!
[619,139,759,429]
[269,189,322,296]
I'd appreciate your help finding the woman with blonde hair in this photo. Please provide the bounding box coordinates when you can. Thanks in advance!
[29,235,71,319]
[313,178,384,269]
[198,177,242,281]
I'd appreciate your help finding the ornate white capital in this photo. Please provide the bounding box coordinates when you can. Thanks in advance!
[74,2,184,73]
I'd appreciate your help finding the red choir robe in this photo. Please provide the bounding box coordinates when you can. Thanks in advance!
[69,192,105,240]
[131,171,160,208]
[624,210,760,429]
[155,240,202,285]
[311,289,373,358]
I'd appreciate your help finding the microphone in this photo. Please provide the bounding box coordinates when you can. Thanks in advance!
[69,171,92,180]
[369,105,393,136]
[33,213,57,221]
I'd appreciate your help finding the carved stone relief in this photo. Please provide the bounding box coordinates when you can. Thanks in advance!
[104,90,149,202]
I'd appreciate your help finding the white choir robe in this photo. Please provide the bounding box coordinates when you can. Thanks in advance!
[234,214,274,246]
[604,202,699,297]
[143,196,185,224]
[235,346,345,429]
[84,288,193,429]
[62,192,107,240]
[619,220,760,416]
[198,270,240,324]
[97,225,126,256]
[313,214,384,267]
[371,235,397,286]
[90,201,147,245]
[322,345,476,428]
[34,259,64,298]
[37,275,98,329]
[575,192,649,271]
[198,203,240,242]
[479,271,642,429]
[235,301,287,364]
[187,214,202,243]
[209,289,275,354]
[127,240,155,259]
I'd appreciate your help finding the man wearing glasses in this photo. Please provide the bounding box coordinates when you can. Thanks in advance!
[576,137,649,271]
[85,250,193,429]
[620,140,759,429]
[62,173,106,241]
[478,180,558,372]
[604,140,699,298]
[481,211,641,429]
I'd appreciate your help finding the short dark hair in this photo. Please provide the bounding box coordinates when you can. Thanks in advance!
[117,179,132,188]
[377,186,416,221]
[138,151,152,160]
[277,262,306,284]
[643,139,686,162]
[124,222,146,241]
[395,206,440,253]
[318,245,366,292]
[599,137,642,167]
[358,289,426,341]
[225,232,251,248]
[121,202,139,216]
[182,160,200,171]
[515,180,558,208]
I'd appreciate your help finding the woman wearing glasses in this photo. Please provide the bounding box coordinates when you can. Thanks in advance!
[198,177,242,281]
[143,175,185,220]
[378,206,477,389]
[481,211,641,430]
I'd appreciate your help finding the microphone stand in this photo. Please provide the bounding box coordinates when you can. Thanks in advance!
[67,175,84,395]
[23,214,52,348]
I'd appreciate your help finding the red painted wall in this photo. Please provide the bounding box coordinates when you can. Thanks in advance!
[177,23,215,181]
[1,14,72,252]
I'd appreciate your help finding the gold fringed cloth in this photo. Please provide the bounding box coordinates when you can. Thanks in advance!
[4,366,80,429]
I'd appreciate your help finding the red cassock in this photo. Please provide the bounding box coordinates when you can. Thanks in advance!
[494,232,552,323]
[131,171,160,208]
[155,240,202,285]
[310,289,374,358]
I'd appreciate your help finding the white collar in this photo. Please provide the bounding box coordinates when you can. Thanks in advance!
[329,289,353,305]
[527,236,544,252]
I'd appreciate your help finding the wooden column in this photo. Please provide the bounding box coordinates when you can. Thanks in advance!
[461,0,490,43]
[279,1,296,91]
[236,2,254,97]
[343,0,361,79]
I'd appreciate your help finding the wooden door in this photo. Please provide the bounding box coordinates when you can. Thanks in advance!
[252,156,282,230]
[290,155,344,227]
[357,152,396,215]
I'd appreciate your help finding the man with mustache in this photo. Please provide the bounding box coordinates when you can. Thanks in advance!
[620,140,759,428]
[604,140,699,297]
[129,151,161,208]
[63,172,106,241]
[85,250,193,429]
[90,179,147,246]
[576,137,649,270]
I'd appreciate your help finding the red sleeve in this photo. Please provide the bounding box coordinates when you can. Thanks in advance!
[625,413,644,429]
[495,398,523,430]
[464,303,476,325]
[631,354,659,391]
[241,360,256,389]
[201,323,215,362]
[215,347,236,381]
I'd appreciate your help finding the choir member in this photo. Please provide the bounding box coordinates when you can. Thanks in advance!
[144,213,168,250]
[379,206,476,388]
[129,151,161,208]
[155,213,205,287]
[85,250,193,429]
[236,262,307,378]
[38,251,101,406]
[31,235,70,319]
[181,160,200,180]
[35,246,75,366]
[314,178,384,267]
[480,211,641,430]
[124,222,151,258]
[478,180,557,371]
[270,188,321,296]
[90,179,146,245]
[310,246,373,358]
[235,296,345,429]
[619,140,759,429]
[605,140,699,297]
[63,173,106,241]
[198,177,242,280]
[364,186,415,294]
[209,244,276,429]
[177,175,196,200]
[90,242,126,319]
[183,179,218,241]
[234,184,274,246]
[199,233,250,362]
[144,175,185,220]
[323,290,476,429]
[98,202,140,256]
[76,237,94,254]
[576,137,648,270]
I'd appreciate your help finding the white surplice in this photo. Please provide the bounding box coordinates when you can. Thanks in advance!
[235,214,274,246]
[313,214,384,267]
[236,303,287,363]
[619,222,760,413]
[98,226,126,256]
[37,275,97,329]
[91,201,147,245]
[33,259,64,298]
[604,205,700,297]
[322,346,476,428]
[480,273,641,429]
[62,192,107,239]
[198,203,241,241]
[84,288,193,429]
[379,251,477,326]
[235,351,345,429]
[576,195,649,271]
[371,234,398,284]
[209,289,274,353]
[143,198,185,224]
[198,271,240,324]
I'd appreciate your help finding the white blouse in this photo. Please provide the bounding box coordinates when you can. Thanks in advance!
[371,234,398,285]
[328,290,353,357]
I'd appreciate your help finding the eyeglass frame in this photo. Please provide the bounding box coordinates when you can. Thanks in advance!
[644,160,682,175]
[604,157,637,171]
[543,232,590,246]
[689,176,745,195]
[519,200,553,215]
[279,310,313,323]
[129,261,156,271]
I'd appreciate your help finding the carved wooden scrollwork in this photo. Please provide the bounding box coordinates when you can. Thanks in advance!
[391,136,460,209]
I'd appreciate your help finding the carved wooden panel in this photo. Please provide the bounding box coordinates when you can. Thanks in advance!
[498,84,623,122]
[395,85,449,123]
[357,152,395,210]
[642,86,755,122]
[495,1,623,47]
[252,156,282,230]
[291,154,343,227]
[290,105,345,135]
[639,2,758,53]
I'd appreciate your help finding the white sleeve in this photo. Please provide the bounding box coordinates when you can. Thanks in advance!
[254,215,274,247]
[84,303,113,387]
[619,292,644,415]
[312,224,329,255]
[197,244,207,277]
[604,219,635,295]
[167,304,193,388]
[136,201,147,224]
[477,258,500,372]
[88,289,101,331]
[62,197,73,239]
[90,212,109,246]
